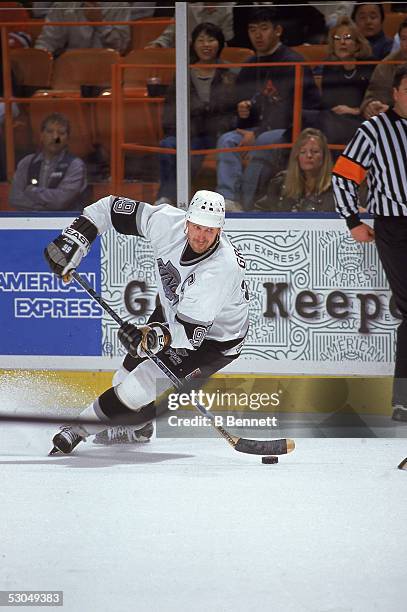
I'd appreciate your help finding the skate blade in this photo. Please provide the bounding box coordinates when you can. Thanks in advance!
[48,446,61,456]
[92,438,151,446]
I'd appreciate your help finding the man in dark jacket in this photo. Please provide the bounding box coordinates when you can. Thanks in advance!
[9,112,88,212]
[215,6,321,211]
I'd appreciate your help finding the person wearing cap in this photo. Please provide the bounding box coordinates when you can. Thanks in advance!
[44,190,250,454]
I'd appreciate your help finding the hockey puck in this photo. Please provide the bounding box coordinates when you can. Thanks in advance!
[262,455,278,464]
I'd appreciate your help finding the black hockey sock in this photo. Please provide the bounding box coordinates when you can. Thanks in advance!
[97,387,156,426]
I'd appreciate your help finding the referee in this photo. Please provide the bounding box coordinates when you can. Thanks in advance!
[332,64,407,422]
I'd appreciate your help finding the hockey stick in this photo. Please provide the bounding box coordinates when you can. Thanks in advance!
[72,271,295,457]
[398,457,407,470]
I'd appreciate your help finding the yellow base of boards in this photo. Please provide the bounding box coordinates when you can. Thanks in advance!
[0,370,393,415]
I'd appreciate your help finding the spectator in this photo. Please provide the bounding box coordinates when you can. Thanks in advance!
[128,2,156,20]
[255,128,334,212]
[8,31,32,50]
[215,6,321,211]
[309,1,354,29]
[361,17,407,119]
[34,2,131,57]
[31,3,53,19]
[146,2,234,48]
[272,1,327,46]
[150,1,174,18]
[155,23,236,206]
[32,1,158,21]
[229,2,268,49]
[351,2,393,59]
[9,112,88,212]
[304,16,374,147]
[230,2,327,48]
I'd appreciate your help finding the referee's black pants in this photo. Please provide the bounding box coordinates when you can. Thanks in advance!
[375,216,407,407]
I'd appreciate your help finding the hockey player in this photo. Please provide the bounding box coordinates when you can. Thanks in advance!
[44,190,250,453]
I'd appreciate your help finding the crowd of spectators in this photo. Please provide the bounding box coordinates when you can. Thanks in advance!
[1,2,407,213]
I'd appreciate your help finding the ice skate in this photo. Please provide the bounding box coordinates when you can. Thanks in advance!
[49,425,88,455]
[93,422,154,446]
[392,405,407,422]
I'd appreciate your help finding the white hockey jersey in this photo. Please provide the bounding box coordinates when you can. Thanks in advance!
[83,196,250,353]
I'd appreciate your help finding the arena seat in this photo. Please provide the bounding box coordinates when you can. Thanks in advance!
[50,48,120,92]
[220,47,255,63]
[130,18,174,51]
[123,97,164,146]
[93,94,164,187]
[383,12,406,37]
[28,93,94,158]
[291,44,328,62]
[122,48,176,90]
[10,48,53,91]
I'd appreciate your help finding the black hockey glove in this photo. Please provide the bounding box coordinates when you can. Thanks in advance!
[118,322,171,358]
[44,216,98,282]
[118,322,143,357]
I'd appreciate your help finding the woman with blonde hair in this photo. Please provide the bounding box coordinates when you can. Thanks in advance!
[327,14,372,58]
[255,128,333,212]
[304,16,374,147]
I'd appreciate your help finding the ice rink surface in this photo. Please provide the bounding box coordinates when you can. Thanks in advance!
[0,423,406,612]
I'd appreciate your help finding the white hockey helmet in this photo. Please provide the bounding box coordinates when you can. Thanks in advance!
[185,190,225,229]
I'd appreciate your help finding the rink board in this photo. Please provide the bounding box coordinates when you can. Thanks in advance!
[0,214,396,374]
[0,369,393,418]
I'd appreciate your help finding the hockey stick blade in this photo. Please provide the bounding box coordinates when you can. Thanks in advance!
[234,437,295,456]
[212,422,294,455]
[398,457,407,470]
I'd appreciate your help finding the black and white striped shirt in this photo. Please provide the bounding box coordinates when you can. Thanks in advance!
[332,109,407,229]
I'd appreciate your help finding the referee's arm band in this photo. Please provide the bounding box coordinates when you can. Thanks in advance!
[345,213,362,230]
[333,156,367,184]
